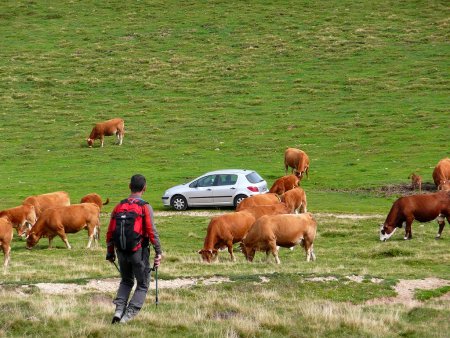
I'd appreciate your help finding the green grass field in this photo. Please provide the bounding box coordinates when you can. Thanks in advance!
[0,0,449,336]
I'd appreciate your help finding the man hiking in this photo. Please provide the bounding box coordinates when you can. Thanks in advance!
[106,174,162,324]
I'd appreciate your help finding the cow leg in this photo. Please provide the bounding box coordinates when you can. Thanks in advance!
[269,241,280,264]
[2,244,10,273]
[226,240,235,262]
[404,219,413,240]
[100,137,104,147]
[435,215,446,239]
[56,229,71,249]
[48,236,54,249]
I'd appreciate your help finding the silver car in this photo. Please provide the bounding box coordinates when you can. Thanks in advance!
[161,169,268,211]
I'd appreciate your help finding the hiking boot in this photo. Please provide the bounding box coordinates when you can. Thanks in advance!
[120,306,139,324]
[111,309,125,324]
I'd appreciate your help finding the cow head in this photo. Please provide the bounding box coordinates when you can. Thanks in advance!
[379,223,398,242]
[239,242,255,262]
[26,232,39,249]
[198,249,218,263]
[87,138,94,148]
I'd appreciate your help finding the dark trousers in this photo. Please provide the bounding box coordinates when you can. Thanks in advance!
[114,247,150,313]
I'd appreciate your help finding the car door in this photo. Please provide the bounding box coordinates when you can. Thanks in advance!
[212,174,238,205]
[185,175,216,206]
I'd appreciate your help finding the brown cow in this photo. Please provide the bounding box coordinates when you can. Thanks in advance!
[380,191,450,241]
[0,218,13,272]
[0,204,37,236]
[26,203,100,250]
[280,187,307,214]
[80,193,110,210]
[235,193,280,212]
[241,213,317,264]
[87,118,124,148]
[284,147,310,178]
[269,175,299,195]
[408,173,422,192]
[432,158,450,190]
[237,203,291,219]
[198,212,256,263]
[22,191,71,218]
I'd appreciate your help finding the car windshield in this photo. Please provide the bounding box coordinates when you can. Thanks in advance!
[246,172,263,183]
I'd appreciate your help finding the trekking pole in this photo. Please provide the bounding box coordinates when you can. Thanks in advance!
[152,266,159,307]
[111,261,120,273]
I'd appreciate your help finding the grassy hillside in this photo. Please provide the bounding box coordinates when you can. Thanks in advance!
[0,0,448,213]
[1,1,449,337]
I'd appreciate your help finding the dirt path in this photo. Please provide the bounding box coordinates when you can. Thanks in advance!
[7,275,449,307]
[154,210,385,219]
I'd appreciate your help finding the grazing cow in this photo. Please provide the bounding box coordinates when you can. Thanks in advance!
[0,204,37,236]
[379,191,450,241]
[432,158,450,190]
[241,213,317,264]
[237,203,291,219]
[408,173,422,192]
[80,193,110,210]
[235,193,280,212]
[269,175,300,195]
[284,147,310,179]
[26,203,100,250]
[0,218,13,272]
[280,187,307,214]
[22,191,71,218]
[87,118,124,148]
[198,212,256,263]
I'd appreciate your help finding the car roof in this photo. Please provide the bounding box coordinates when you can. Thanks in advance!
[202,169,256,176]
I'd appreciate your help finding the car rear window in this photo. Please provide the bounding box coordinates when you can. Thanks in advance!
[246,172,264,183]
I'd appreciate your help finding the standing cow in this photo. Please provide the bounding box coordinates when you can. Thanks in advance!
[80,193,110,210]
[235,193,280,211]
[26,203,100,249]
[22,191,71,218]
[284,147,309,179]
[87,118,125,148]
[269,175,300,195]
[198,212,256,263]
[380,191,450,241]
[0,218,13,273]
[280,187,307,214]
[0,204,37,236]
[241,213,317,264]
[432,158,450,191]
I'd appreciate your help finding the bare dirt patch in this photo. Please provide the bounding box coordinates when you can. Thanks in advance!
[365,278,450,307]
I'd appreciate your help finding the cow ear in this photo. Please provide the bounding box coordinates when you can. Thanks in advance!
[197,250,203,254]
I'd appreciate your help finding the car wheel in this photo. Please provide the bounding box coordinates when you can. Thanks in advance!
[234,194,247,208]
[171,195,188,211]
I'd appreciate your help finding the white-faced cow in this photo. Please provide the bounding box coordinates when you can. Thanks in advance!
[432,158,450,191]
[198,212,256,263]
[80,193,110,210]
[280,187,307,214]
[0,218,13,273]
[284,147,309,179]
[87,118,124,148]
[380,191,450,241]
[26,203,100,250]
[269,175,299,195]
[241,213,317,264]
[0,204,37,237]
[235,193,280,212]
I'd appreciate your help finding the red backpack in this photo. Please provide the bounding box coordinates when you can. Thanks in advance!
[112,199,148,252]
